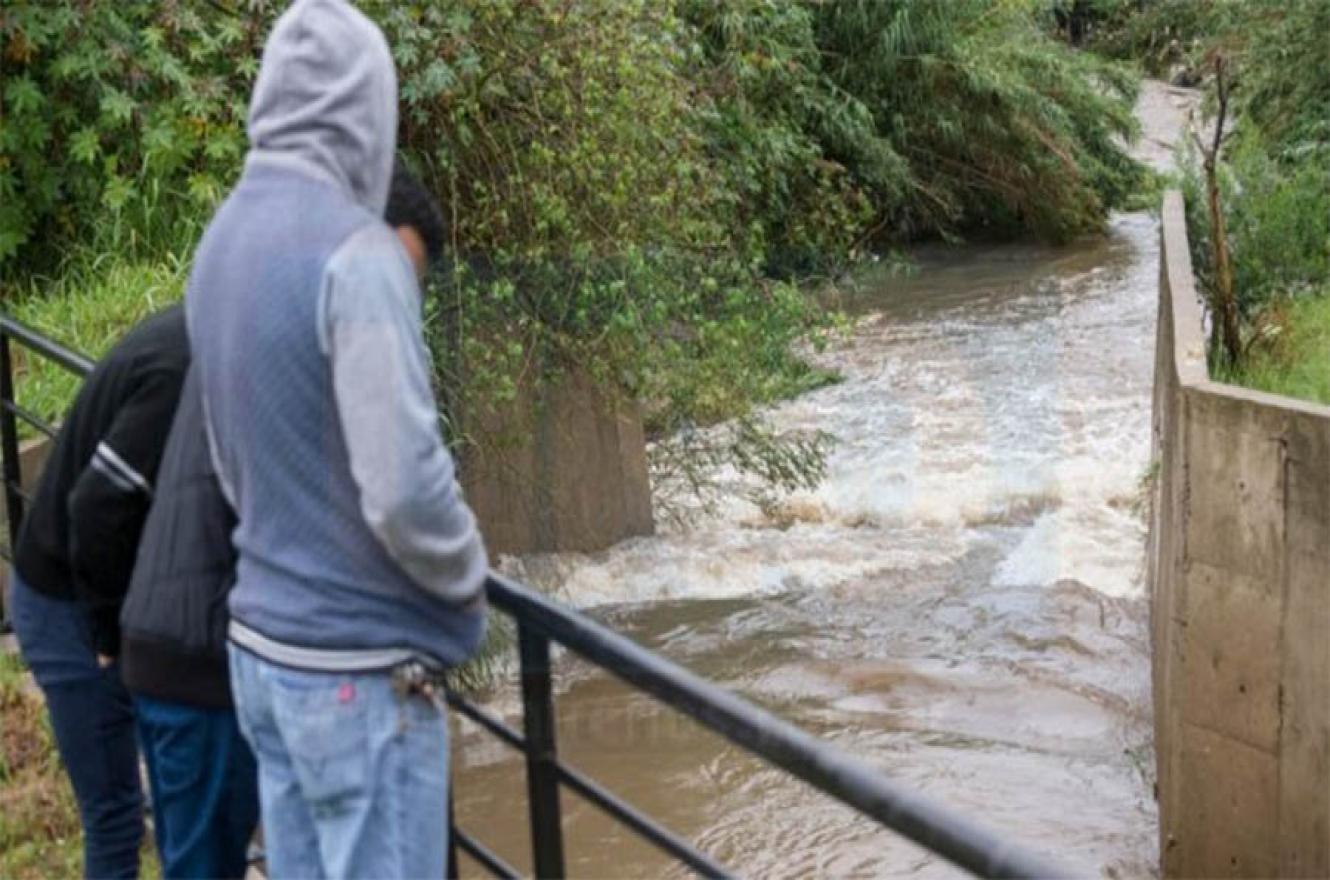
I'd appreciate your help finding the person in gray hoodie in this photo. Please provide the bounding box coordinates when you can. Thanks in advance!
[184,1,487,876]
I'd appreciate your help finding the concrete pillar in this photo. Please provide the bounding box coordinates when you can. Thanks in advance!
[460,368,653,558]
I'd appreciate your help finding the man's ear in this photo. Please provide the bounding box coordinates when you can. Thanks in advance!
[396,226,428,280]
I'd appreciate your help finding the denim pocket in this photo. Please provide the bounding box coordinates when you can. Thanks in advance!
[270,672,370,818]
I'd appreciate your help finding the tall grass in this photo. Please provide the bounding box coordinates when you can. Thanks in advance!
[0,652,161,878]
[1224,293,1330,407]
[0,652,83,879]
[3,251,188,437]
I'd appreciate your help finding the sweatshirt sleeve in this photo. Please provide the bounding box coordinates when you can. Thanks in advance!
[67,365,185,656]
[320,223,488,606]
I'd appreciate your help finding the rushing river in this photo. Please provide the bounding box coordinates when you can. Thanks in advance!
[452,84,1197,878]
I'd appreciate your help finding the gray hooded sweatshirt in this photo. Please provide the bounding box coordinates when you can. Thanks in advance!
[185,0,487,670]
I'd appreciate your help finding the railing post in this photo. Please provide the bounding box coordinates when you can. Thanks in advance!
[0,332,23,630]
[518,623,565,879]
[447,793,460,880]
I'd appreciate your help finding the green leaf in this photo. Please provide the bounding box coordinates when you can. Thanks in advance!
[187,173,221,207]
[3,78,44,115]
[0,227,27,264]
[141,25,165,51]
[70,128,101,165]
[101,175,133,212]
[99,88,136,126]
[203,132,241,163]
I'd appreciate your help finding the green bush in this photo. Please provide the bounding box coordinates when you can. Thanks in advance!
[1223,291,1330,406]
[1224,142,1330,313]
[0,2,258,274]
[1173,0,1330,389]
[814,0,1141,242]
[1239,0,1330,161]
[1074,0,1246,76]
[687,0,1144,250]
[372,0,794,434]
[3,0,1149,501]
[681,0,885,273]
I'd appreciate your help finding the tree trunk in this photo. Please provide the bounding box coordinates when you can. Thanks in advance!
[1196,54,1241,368]
[1204,163,1241,366]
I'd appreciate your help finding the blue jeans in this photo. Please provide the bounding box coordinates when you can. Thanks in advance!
[227,645,450,880]
[9,571,143,880]
[134,696,260,880]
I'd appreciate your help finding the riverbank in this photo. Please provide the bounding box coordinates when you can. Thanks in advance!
[450,81,1195,877]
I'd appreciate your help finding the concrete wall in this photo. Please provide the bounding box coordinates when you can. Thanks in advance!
[1,367,653,608]
[461,367,653,558]
[1149,191,1330,877]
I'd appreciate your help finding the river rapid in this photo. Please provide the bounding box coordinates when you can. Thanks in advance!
[452,82,1199,879]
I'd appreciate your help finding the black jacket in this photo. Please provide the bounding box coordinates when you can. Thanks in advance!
[15,306,188,655]
[119,365,237,708]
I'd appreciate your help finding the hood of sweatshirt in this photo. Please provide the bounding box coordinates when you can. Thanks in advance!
[245,0,397,215]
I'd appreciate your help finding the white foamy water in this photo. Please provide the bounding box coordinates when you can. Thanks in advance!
[457,83,1198,878]
[506,210,1160,607]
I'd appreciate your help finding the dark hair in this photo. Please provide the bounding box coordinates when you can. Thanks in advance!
[385,162,447,267]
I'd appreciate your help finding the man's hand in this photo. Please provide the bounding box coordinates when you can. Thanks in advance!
[97,654,115,669]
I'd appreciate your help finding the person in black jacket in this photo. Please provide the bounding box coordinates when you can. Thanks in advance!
[9,306,189,880]
[118,164,448,880]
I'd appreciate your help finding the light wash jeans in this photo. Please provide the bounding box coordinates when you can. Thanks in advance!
[227,645,449,880]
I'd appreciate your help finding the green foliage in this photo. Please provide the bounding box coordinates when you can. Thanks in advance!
[1076,0,1246,76]
[1239,0,1330,162]
[681,0,882,272]
[380,1,723,264]
[1170,0,1330,387]
[1222,290,1330,406]
[1221,141,1330,313]
[814,0,1142,242]
[370,0,819,443]
[7,252,186,437]
[1179,135,1329,367]
[686,0,1144,250]
[0,1,262,274]
[4,0,1151,504]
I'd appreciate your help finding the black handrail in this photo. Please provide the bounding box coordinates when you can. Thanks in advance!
[0,313,1069,878]
[447,575,1068,879]
[0,316,90,626]
[0,315,96,375]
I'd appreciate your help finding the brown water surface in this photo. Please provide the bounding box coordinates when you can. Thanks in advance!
[452,83,1199,879]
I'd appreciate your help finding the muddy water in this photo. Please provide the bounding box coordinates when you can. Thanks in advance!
[452,85,1197,878]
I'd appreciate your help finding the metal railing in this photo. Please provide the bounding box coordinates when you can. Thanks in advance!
[0,315,96,627]
[0,313,1067,878]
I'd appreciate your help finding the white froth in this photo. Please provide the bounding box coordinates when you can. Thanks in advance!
[514,145,1172,610]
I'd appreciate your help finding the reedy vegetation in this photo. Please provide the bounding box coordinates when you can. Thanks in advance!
[2,0,1143,494]
[1093,0,1330,389]
[1072,0,1248,77]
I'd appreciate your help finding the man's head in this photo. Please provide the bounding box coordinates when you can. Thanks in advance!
[385,164,448,279]
[246,0,397,214]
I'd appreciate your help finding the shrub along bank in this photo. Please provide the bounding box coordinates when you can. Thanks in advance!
[1,0,1145,491]
[1155,0,1330,399]
[1062,1,1330,403]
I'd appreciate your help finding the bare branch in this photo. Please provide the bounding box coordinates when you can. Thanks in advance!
[1210,53,1229,160]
